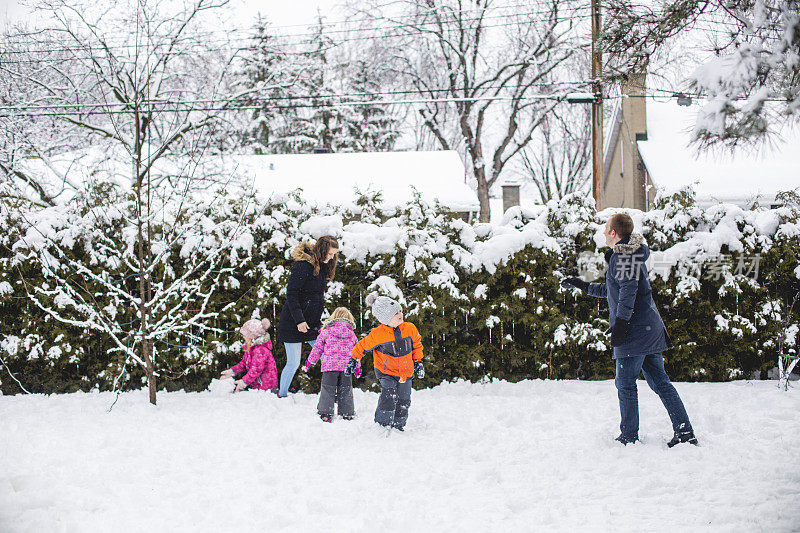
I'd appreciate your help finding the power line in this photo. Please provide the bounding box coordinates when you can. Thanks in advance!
[2,92,790,119]
[256,1,576,31]
[4,1,781,62]
[8,0,548,42]
[0,14,594,64]
[2,4,592,55]
[0,81,592,112]
[0,93,575,117]
[0,22,594,64]
[0,71,774,116]
[6,4,776,56]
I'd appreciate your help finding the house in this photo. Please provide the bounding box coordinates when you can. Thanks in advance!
[16,149,480,218]
[602,74,800,209]
[227,150,480,218]
[600,73,656,211]
[636,100,800,208]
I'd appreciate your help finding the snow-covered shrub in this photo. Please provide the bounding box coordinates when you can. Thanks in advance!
[1,178,799,394]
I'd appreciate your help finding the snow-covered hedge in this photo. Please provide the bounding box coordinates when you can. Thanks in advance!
[1,182,799,394]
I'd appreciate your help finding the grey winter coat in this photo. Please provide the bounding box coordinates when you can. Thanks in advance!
[587,233,671,358]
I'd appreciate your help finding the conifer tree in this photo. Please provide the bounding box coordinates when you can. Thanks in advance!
[340,60,401,152]
[237,17,294,154]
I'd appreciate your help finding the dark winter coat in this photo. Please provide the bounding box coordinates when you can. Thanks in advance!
[276,243,329,343]
[587,233,671,358]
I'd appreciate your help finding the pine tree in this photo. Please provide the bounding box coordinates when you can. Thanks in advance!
[340,60,401,152]
[237,17,296,154]
[273,15,350,153]
[249,16,403,154]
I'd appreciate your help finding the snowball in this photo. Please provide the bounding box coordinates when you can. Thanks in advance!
[208,378,235,396]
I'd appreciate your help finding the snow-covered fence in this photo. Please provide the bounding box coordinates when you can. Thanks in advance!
[1,183,799,394]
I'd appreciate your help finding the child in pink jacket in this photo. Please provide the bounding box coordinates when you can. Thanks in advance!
[221,318,277,392]
[303,307,360,422]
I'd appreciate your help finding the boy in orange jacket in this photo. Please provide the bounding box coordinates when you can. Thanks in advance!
[346,292,424,430]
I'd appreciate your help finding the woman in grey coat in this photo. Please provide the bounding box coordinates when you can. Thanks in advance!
[562,213,697,447]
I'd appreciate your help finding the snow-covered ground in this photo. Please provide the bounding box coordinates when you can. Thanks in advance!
[1,379,798,532]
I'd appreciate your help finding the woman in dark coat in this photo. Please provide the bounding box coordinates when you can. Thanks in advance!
[276,235,339,397]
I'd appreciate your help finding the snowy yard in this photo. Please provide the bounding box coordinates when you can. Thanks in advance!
[1,379,798,532]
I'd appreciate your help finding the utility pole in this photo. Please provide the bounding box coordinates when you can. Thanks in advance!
[591,0,604,209]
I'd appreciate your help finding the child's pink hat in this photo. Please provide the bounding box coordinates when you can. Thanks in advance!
[240,318,271,340]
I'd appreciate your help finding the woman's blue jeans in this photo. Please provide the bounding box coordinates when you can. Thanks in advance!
[279,340,315,397]
[615,352,693,440]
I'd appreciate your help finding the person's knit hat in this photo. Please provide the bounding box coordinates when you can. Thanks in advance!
[365,292,402,325]
[240,318,271,340]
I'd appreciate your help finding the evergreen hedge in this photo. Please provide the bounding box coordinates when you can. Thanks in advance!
[1,183,798,395]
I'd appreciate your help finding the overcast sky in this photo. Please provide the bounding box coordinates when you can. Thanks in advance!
[1,0,27,22]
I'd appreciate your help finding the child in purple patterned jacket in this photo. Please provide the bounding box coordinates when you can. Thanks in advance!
[220,318,278,393]
[303,307,361,422]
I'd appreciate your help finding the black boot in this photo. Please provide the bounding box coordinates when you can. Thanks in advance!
[667,431,698,448]
[615,435,638,445]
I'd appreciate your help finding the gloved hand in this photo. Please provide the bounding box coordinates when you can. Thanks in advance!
[609,318,630,347]
[302,360,312,371]
[414,361,425,379]
[560,277,589,292]
[344,358,358,376]
[354,363,362,379]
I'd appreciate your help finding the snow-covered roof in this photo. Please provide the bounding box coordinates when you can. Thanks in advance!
[227,151,478,212]
[637,99,800,206]
[18,149,479,212]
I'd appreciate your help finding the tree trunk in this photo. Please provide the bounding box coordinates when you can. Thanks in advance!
[134,124,156,405]
[475,166,491,223]
[144,338,156,405]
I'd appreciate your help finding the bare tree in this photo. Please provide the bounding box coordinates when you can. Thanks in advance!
[351,0,581,221]
[0,31,89,205]
[3,0,246,405]
[520,102,591,203]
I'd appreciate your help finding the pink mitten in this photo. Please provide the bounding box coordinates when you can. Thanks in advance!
[354,364,362,378]
[303,361,312,371]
